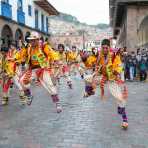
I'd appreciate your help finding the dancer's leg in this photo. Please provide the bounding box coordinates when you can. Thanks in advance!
[39,70,62,113]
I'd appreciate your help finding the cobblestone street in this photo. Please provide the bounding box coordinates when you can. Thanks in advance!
[0,77,148,148]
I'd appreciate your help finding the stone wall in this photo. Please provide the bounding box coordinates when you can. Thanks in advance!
[117,5,148,51]
[126,5,139,50]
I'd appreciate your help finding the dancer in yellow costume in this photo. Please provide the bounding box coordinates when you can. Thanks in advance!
[66,46,79,76]
[57,44,73,89]
[43,41,61,85]
[98,39,128,129]
[82,48,98,97]
[20,32,62,113]
[1,42,27,105]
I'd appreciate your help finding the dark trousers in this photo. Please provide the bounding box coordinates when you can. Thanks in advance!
[134,66,137,78]
[125,68,130,80]
[140,70,147,81]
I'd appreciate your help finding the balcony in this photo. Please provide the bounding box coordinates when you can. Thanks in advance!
[17,9,25,24]
[1,2,12,19]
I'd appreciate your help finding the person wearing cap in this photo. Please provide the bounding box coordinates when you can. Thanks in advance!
[97,39,128,129]
[21,31,62,113]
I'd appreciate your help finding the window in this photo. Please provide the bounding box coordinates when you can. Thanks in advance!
[46,17,49,33]
[2,0,9,3]
[41,14,44,31]
[17,0,23,10]
[35,10,39,29]
[28,5,32,16]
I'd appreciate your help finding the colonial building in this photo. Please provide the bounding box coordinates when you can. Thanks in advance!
[110,0,148,50]
[0,0,58,49]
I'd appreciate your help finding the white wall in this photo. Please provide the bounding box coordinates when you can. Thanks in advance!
[9,0,17,21]
[24,0,34,28]
[24,0,50,31]
[33,4,49,31]
[0,0,50,31]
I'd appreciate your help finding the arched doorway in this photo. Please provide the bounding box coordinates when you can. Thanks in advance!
[1,25,13,51]
[15,28,23,48]
[138,16,148,47]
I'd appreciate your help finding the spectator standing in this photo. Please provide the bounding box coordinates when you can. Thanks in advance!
[139,55,147,81]
[126,54,134,81]
[131,51,137,79]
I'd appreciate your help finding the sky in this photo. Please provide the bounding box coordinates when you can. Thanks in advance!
[49,0,109,25]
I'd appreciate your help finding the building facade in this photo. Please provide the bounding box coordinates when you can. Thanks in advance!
[110,0,148,50]
[0,0,58,49]
[50,29,112,50]
[50,34,84,50]
[49,18,113,50]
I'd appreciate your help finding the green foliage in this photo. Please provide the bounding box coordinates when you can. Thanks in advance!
[52,12,80,24]
[51,12,110,29]
[96,23,109,29]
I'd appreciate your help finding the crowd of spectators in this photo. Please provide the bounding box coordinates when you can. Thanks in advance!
[122,47,148,82]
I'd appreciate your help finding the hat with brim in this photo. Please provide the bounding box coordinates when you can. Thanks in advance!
[27,31,40,40]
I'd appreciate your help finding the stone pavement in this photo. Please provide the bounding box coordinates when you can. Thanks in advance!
[0,77,148,148]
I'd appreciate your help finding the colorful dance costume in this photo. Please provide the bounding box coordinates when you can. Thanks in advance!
[98,39,128,129]
[58,44,73,89]
[82,52,97,97]
[20,32,62,113]
[66,49,80,75]
[1,47,28,105]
